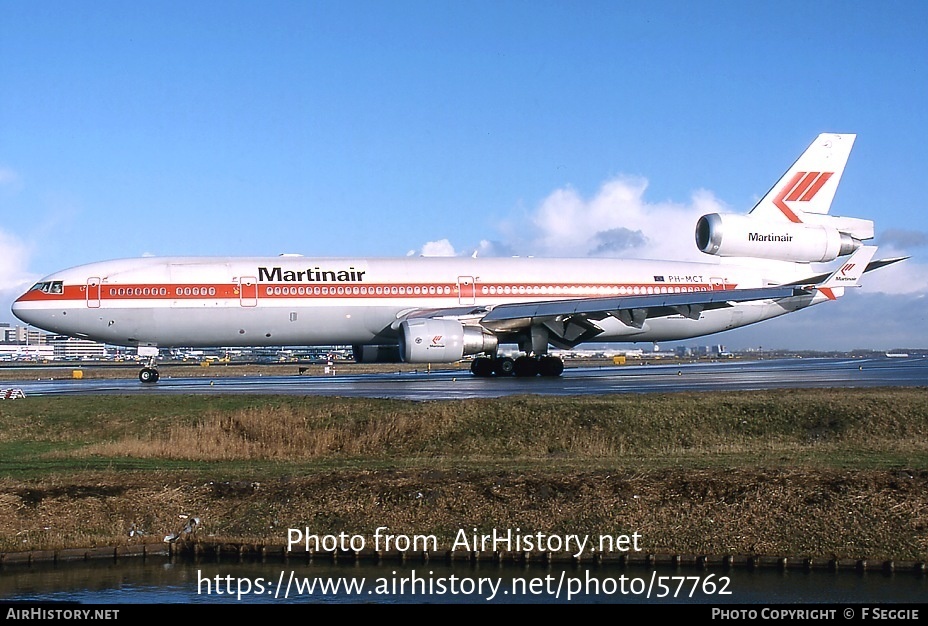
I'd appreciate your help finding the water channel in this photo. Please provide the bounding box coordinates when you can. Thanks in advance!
[2,557,925,604]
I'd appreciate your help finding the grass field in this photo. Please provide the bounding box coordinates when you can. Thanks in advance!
[0,388,926,560]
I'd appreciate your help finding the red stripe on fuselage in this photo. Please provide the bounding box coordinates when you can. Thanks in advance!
[16,281,739,304]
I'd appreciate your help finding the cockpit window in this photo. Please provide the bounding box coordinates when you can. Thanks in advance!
[30,281,64,294]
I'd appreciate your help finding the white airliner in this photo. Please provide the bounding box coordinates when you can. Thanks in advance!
[12,133,902,381]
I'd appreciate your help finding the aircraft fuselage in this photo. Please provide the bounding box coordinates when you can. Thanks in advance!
[12,255,819,349]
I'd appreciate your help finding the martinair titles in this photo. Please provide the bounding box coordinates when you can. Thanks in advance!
[748,233,794,242]
[12,134,903,382]
[258,266,367,283]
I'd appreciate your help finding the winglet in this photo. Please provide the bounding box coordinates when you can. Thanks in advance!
[815,245,877,300]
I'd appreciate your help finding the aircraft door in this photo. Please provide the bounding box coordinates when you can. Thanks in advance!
[710,276,727,291]
[239,276,258,307]
[457,276,476,305]
[86,277,101,308]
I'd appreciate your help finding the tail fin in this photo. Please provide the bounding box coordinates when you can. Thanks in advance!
[750,133,856,223]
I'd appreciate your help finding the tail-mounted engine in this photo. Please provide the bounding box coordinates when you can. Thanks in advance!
[696,213,872,263]
[398,319,498,363]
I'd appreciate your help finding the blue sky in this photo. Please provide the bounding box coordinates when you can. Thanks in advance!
[1,1,926,350]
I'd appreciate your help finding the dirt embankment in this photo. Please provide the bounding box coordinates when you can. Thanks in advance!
[2,467,925,562]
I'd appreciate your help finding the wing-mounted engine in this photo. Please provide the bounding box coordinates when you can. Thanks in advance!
[398,318,498,363]
[695,213,872,263]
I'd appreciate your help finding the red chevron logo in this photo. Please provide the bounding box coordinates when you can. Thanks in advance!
[773,171,833,223]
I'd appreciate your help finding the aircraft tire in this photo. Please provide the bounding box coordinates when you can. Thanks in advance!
[470,358,494,377]
[493,357,515,376]
[139,367,160,383]
[513,356,540,377]
[538,356,565,377]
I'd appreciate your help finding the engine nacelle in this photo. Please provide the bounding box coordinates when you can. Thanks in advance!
[398,319,498,363]
[695,213,861,263]
[352,344,402,363]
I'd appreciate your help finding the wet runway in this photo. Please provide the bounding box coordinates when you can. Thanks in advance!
[5,356,926,400]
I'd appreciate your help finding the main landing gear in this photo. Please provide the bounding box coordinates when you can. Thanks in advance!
[470,355,564,378]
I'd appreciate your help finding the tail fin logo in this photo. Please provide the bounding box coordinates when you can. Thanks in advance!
[840,263,856,276]
[773,171,834,223]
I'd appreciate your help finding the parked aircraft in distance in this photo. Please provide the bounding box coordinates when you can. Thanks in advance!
[12,134,903,381]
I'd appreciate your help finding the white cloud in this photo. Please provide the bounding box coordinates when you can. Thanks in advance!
[424,175,728,262]
[524,176,722,260]
[0,229,39,323]
[408,238,457,257]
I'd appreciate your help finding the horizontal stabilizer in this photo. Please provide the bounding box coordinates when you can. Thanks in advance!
[810,245,876,300]
[818,246,877,289]
[785,254,907,287]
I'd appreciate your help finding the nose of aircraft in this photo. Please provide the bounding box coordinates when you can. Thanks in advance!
[11,283,57,330]
[11,290,38,326]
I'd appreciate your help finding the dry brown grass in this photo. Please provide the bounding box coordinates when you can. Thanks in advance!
[52,389,928,464]
[76,404,450,461]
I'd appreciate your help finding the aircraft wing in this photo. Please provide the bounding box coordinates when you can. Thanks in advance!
[472,284,812,348]
[479,285,804,326]
[395,246,887,349]
[393,286,803,327]
[391,284,809,349]
[478,246,882,346]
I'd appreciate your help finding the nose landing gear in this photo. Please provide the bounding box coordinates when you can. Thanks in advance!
[137,348,161,383]
[139,367,160,383]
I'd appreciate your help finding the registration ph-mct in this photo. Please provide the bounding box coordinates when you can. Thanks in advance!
[288,527,642,558]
